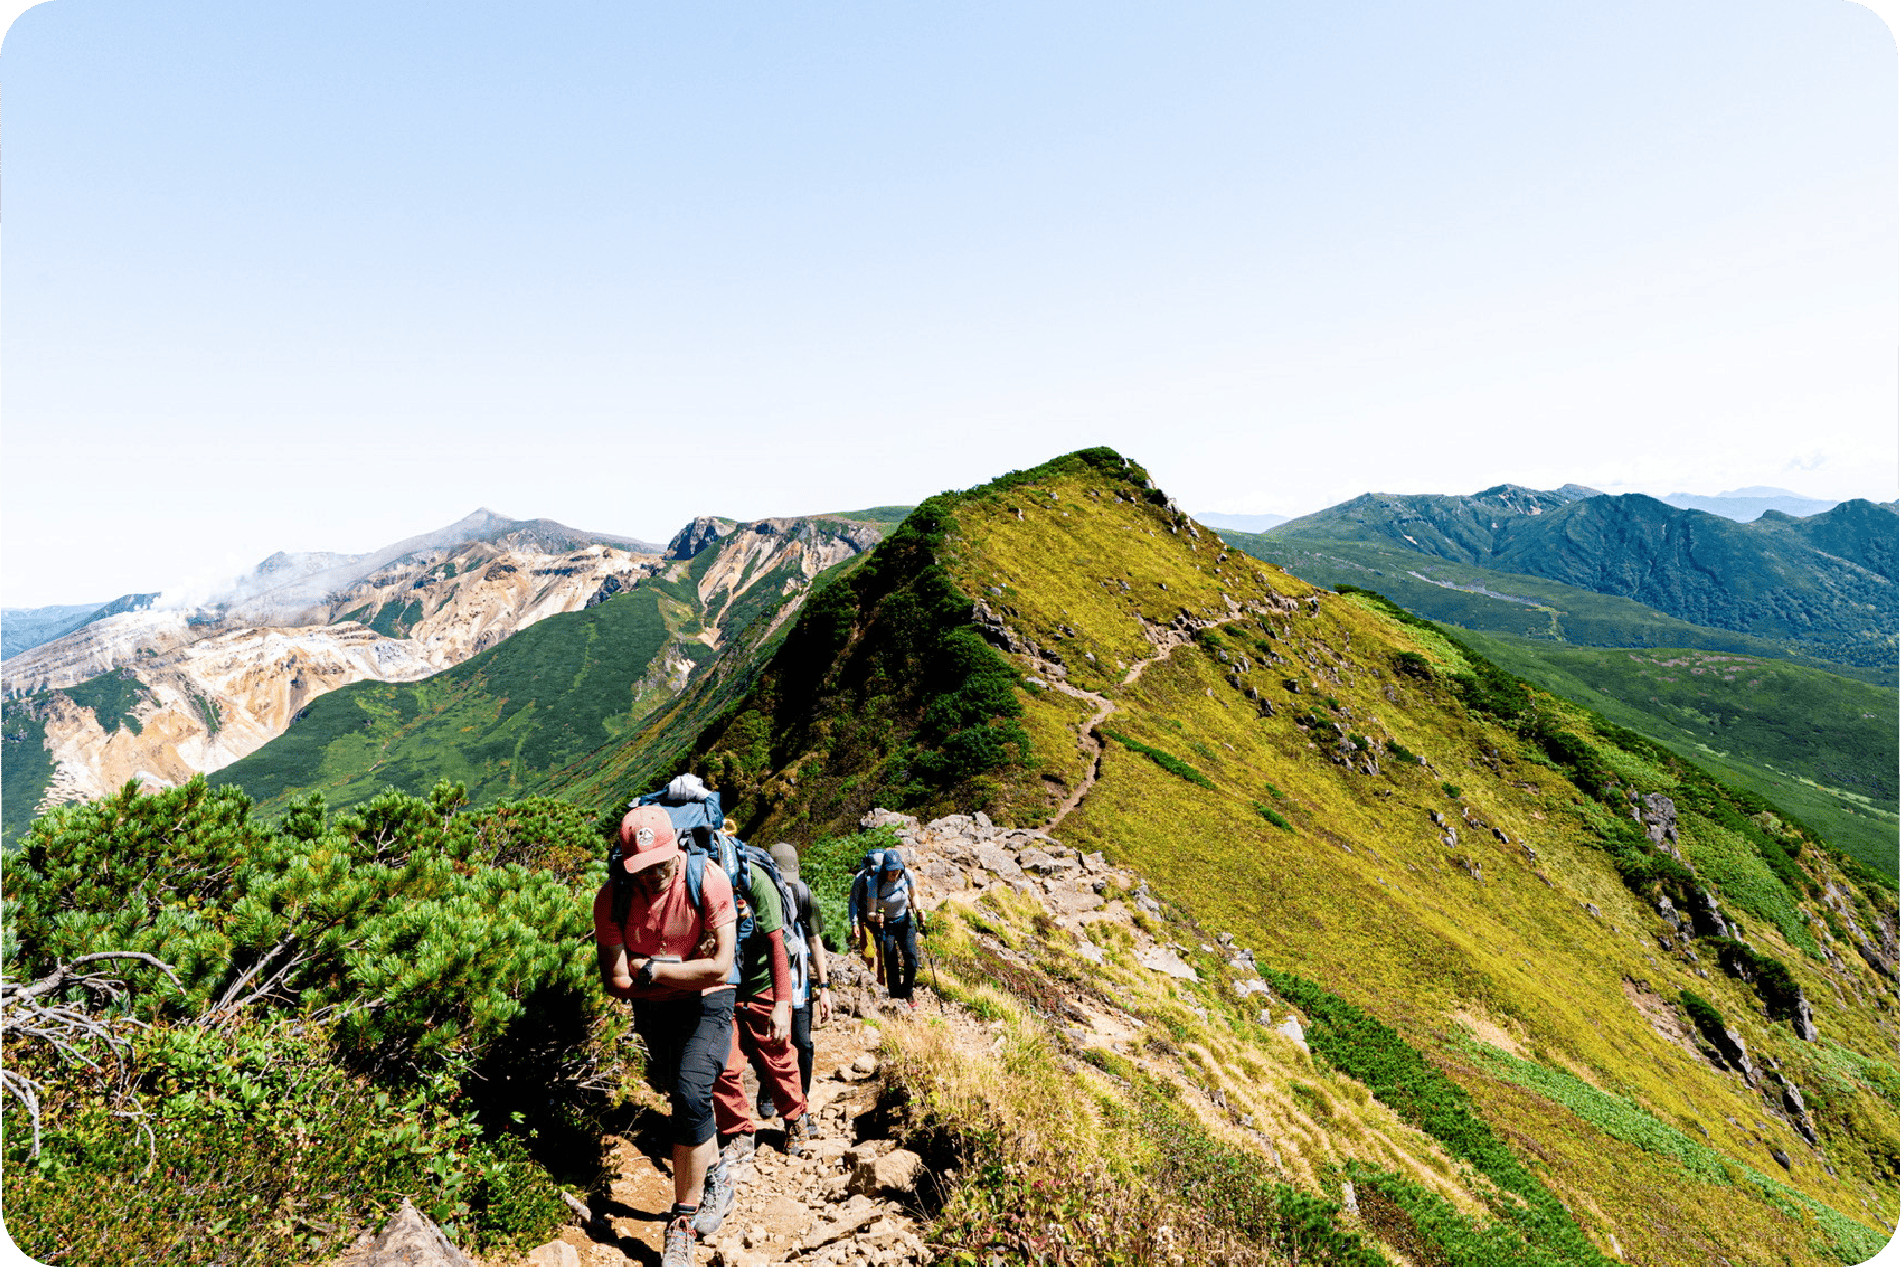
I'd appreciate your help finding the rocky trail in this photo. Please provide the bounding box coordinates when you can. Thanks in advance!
[337,803,1247,1267]
[552,990,940,1267]
[340,973,951,1267]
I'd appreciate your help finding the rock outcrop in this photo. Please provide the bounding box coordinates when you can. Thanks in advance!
[331,1198,475,1267]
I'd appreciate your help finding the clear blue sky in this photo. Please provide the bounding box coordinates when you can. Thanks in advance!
[3,0,1896,607]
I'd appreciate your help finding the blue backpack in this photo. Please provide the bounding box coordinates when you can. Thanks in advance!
[605,783,742,985]
[620,780,810,997]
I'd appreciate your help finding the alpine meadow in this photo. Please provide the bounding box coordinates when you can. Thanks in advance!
[4,448,1896,1267]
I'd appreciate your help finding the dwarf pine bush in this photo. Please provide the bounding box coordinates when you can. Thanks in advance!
[3,776,612,1262]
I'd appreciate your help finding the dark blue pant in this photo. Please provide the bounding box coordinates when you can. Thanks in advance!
[881,917,918,1000]
[631,990,735,1146]
[755,1002,815,1117]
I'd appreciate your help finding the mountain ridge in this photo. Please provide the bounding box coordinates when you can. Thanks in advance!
[1266,489,1897,669]
[524,446,1897,1264]
[6,448,1896,1267]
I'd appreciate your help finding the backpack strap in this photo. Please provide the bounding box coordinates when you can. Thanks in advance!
[681,853,742,987]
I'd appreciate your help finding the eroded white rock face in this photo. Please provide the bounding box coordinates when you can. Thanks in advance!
[8,514,888,815]
[11,542,654,807]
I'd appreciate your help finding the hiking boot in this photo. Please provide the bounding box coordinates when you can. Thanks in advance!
[692,1154,736,1237]
[663,1213,698,1267]
[723,1130,756,1165]
[755,1089,777,1121]
[783,1113,810,1158]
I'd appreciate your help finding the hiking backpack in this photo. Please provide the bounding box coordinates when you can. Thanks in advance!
[603,776,742,985]
[732,841,814,1008]
[619,775,811,998]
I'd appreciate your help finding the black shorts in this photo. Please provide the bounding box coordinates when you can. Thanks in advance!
[630,989,736,1147]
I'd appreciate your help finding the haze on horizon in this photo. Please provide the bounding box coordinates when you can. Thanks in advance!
[2,0,1895,608]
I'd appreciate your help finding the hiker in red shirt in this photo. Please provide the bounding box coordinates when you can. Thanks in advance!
[594,805,738,1267]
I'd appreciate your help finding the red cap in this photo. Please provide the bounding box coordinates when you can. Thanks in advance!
[618,806,681,872]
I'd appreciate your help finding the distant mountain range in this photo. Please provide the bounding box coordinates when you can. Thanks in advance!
[1,594,159,661]
[1259,486,1897,670]
[1661,486,1841,522]
[0,508,888,842]
[210,513,885,814]
[1210,482,1897,870]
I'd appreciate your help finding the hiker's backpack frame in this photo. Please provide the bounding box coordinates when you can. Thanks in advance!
[618,783,811,998]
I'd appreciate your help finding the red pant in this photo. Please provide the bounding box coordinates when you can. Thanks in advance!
[712,994,808,1135]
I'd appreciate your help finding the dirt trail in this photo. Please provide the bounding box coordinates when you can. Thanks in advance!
[1042,604,1276,832]
[526,962,949,1267]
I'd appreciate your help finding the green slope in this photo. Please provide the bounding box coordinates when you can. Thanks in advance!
[1451,631,1899,878]
[1220,530,1895,687]
[1266,491,1897,670]
[1,698,57,848]
[556,448,1895,1265]
[212,589,676,811]
[535,552,872,813]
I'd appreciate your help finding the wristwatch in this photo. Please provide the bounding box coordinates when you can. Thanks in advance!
[635,959,659,988]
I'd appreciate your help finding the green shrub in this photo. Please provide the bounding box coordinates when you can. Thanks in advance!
[798,825,901,947]
[1705,940,1806,1026]
[3,778,613,1263]
[1103,730,1216,790]
[1679,989,1728,1046]
[1253,801,1294,832]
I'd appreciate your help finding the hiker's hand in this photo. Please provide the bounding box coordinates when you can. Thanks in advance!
[816,988,832,1025]
[770,1000,792,1042]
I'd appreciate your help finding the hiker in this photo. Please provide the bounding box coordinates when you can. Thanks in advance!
[872,848,922,1008]
[755,842,832,1119]
[594,804,737,1267]
[709,837,815,1161]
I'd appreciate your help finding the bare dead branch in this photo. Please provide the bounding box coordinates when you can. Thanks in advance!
[5,952,183,1005]
[110,1107,157,1177]
[2,1068,45,1160]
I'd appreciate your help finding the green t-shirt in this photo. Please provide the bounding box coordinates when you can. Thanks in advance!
[737,861,785,1000]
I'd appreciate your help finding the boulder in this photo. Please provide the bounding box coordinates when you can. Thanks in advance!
[332,1198,475,1267]
[1275,1018,1309,1053]
[974,845,1022,879]
[849,1148,926,1198]
[1639,792,1682,857]
[1793,988,1819,1042]
[523,1242,580,1267]
[1018,847,1077,877]
[1137,946,1199,980]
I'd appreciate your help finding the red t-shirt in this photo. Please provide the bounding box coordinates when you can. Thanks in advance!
[592,860,736,999]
